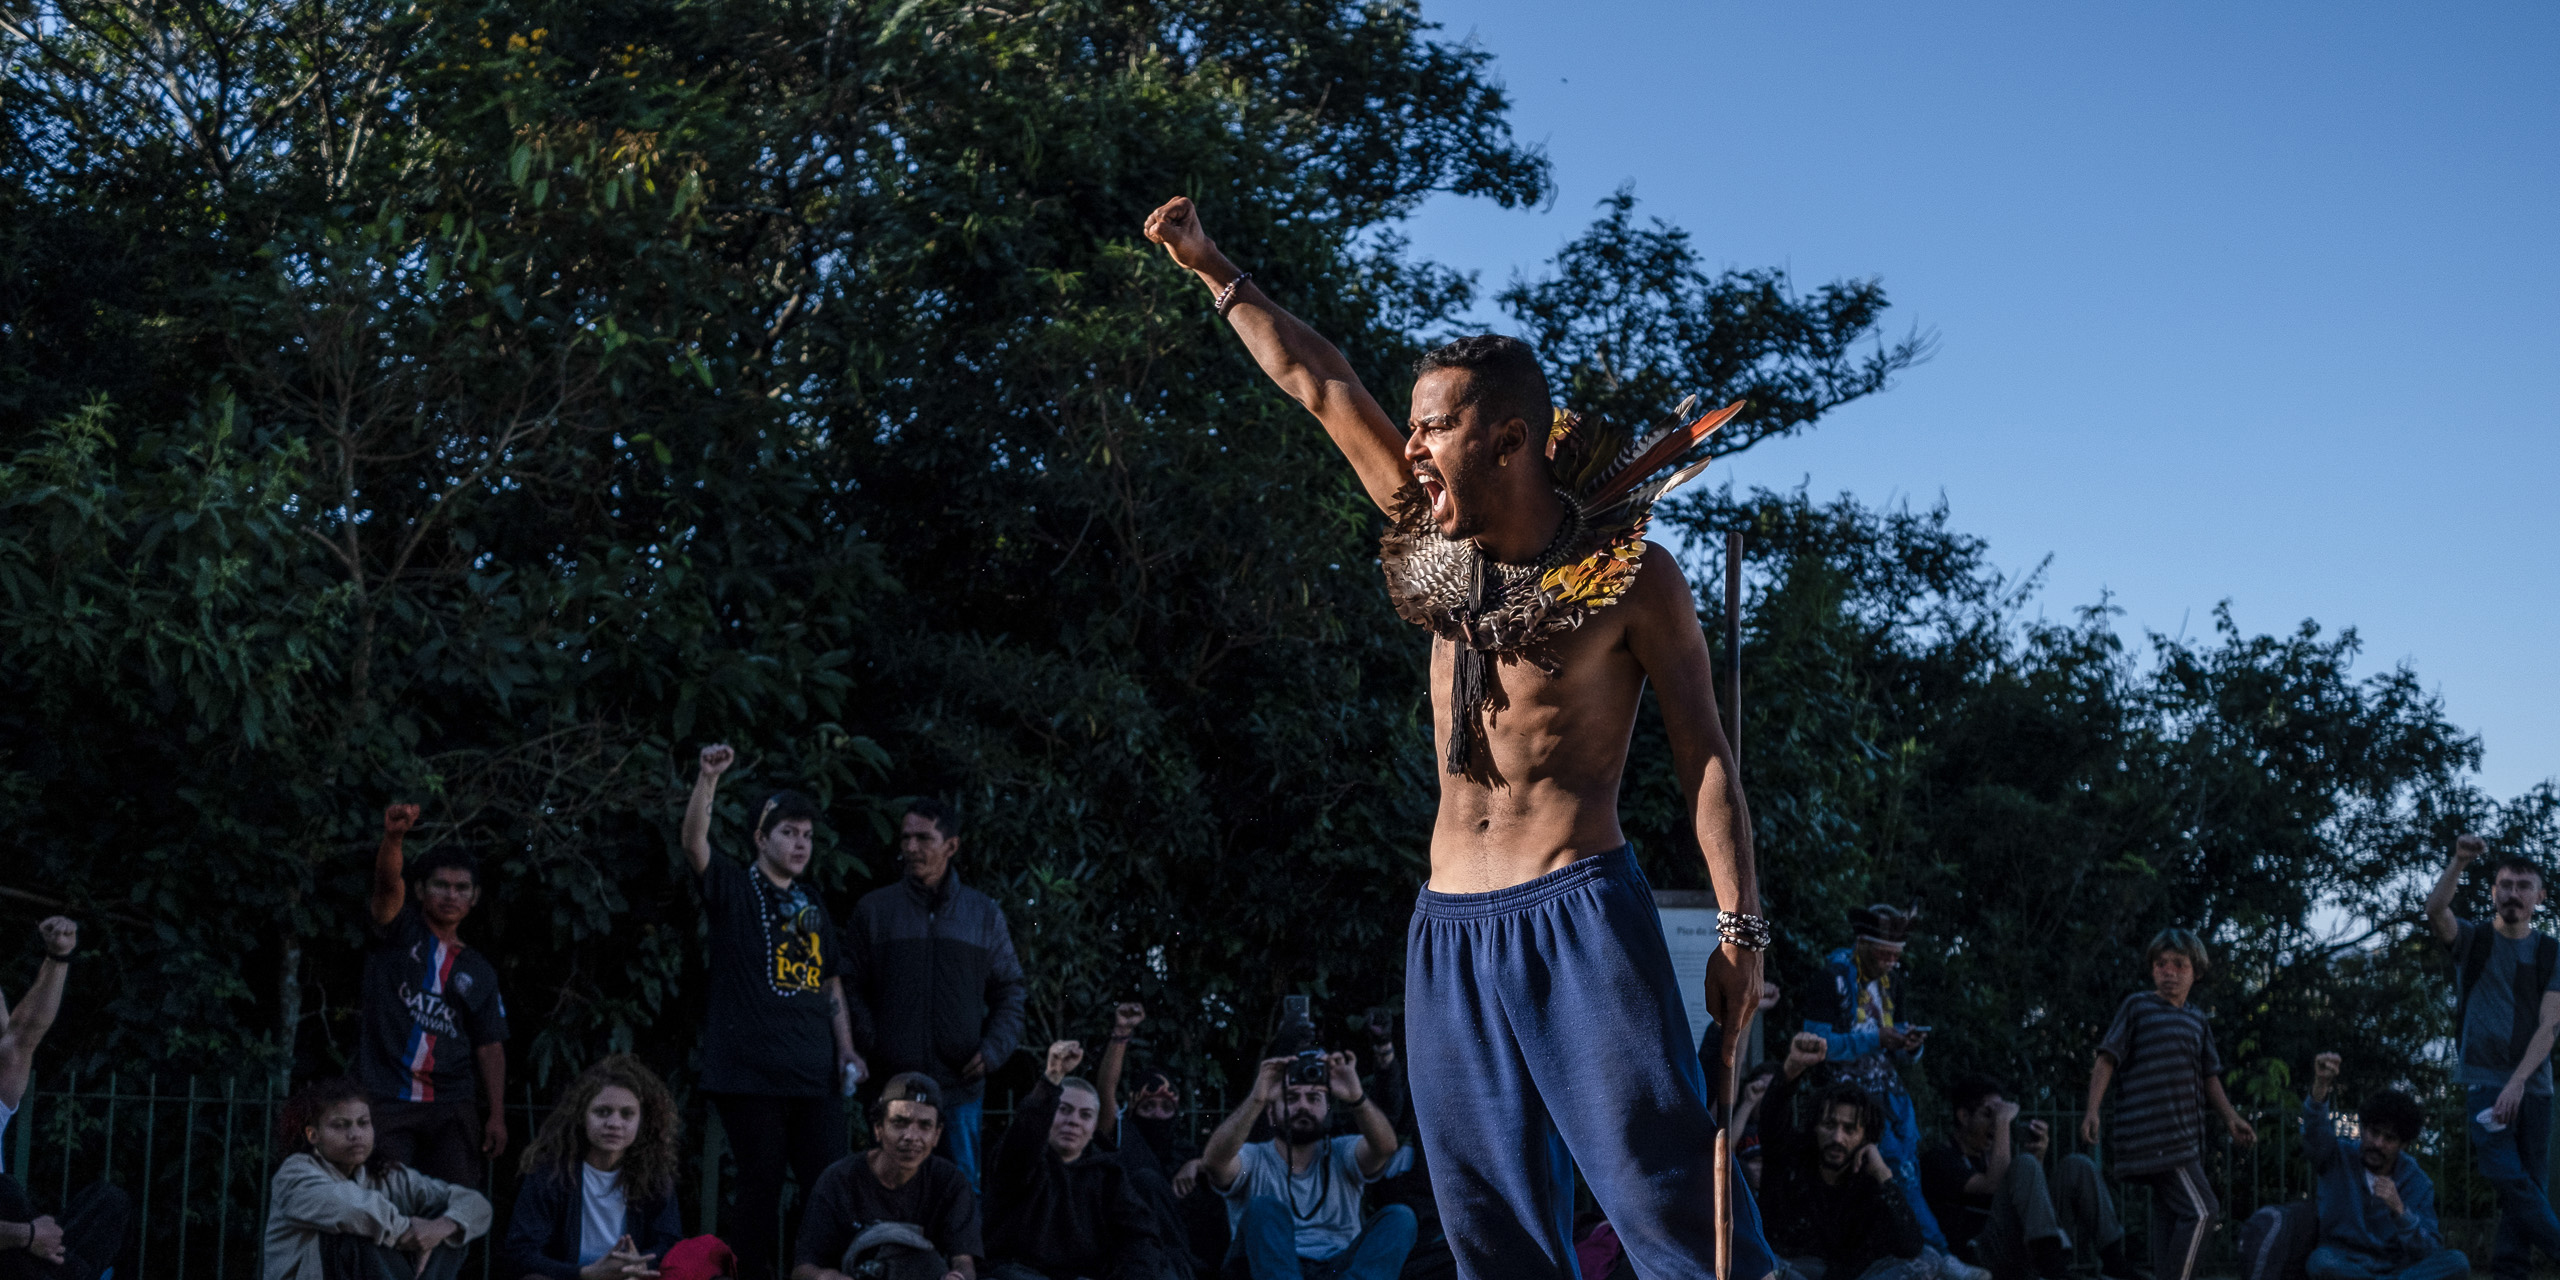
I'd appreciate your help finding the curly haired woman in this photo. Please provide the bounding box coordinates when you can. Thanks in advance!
[498,1056,688,1280]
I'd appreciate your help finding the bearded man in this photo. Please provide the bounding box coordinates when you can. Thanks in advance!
[1146,196,1771,1278]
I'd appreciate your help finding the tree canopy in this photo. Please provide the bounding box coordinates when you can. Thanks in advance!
[1,0,2542,1110]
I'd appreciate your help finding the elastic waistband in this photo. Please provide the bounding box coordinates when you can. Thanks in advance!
[1414,844,1638,921]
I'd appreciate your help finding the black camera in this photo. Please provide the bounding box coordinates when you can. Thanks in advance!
[1288,1048,1329,1088]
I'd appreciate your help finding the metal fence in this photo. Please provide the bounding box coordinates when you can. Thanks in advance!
[8,1071,1232,1279]
[8,1074,2541,1277]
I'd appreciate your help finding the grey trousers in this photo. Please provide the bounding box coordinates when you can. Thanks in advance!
[1974,1154,2124,1280]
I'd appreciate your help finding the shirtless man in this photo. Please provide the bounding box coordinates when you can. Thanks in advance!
[1145,196,1772,1279]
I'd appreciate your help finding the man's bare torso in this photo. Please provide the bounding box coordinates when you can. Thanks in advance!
[1424,549,1671,894]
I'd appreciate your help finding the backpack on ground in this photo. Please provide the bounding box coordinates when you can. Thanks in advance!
[2236,1200,2317,1280]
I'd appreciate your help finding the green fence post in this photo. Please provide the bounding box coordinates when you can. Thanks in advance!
[219,1077,236,1280]
[181,1076,199,1279]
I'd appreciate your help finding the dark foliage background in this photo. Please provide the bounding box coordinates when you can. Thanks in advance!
[2,0,2548,1117]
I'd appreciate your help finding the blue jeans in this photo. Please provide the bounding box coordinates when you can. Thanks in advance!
[1227,1197,1417,1280]
[2470,1084,2560,1280]
[2305,1243,2471,1280]
[934,1094,984,1194]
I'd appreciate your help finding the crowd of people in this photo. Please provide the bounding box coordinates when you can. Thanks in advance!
[3,755,2559,1280]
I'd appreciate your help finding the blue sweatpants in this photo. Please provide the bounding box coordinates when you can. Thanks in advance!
[1406,845,1778,1280]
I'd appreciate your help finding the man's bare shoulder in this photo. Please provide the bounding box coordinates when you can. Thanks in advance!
[1621,538,1707,627]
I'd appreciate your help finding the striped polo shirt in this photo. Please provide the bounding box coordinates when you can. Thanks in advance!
[2096,990,2224,1174]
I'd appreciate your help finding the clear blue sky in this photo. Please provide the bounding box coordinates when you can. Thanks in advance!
[1397,1,2559,802]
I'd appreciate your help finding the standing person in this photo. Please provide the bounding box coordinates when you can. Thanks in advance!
[2423,833,2560,1280]
[683,745,866,1280]
[1201,1050,1411,1280]
[1921,1077,2133,1280]
[1755,1034,1935,1280]
[1807,905,1952,1255]
[263,1079,493,1280]
[843,798,1026,1194]
[2081,929,2256,1280]
[499,1055,691,1279]
[361,803,510,1187]
[1,917,129,1280]
[1142,195,1772,1280]
[2300,1052,2468,1280]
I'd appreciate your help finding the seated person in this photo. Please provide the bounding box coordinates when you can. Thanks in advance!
[983,1040,1174,1280]
[1201,1049,1411,1280]
[1761,1034,1937,1280]
[500,1055,690,1279]
[1921,1077,2135,1280]
[1732,1063,1781,1195]
[2302,1053,2467,1280]
[795,1073,983,1280]
[263,1079,493,1280]
[1,915,129,1280]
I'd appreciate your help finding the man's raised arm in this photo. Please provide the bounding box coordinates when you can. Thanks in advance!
[1143,197,1409,513]
[2425,834,2483,945]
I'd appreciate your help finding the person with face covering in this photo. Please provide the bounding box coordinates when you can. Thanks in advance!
[499,1056,696,1280]
[2299,1053,2467,1280]
[1201,1048,1410,1280]
[1758,1035,1936,1280]
[683,745,865,1280]
[981,1040,1175,1280]
[262,1079,493,1280]
[1091,1005,1220,1275]
[2426,834,2560,1280]
[842,798,1028,1194]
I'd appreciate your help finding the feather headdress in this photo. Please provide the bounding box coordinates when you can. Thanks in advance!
[1380,397,1746,772]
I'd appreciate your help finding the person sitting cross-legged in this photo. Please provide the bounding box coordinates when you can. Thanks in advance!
[1921,1077,2135,1280]
[983,1039,1176,1280]
[795,1073,983,1280]
[1761,1033,1941,1280]
[2301,1052,2468,1280]
[1201,1049,1411,1280]
[263,1078,493,1280]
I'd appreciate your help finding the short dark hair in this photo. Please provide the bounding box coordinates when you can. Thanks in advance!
[756,790,822,839]
[408,846,480,888]
[871,1071,945,1127]
[1948,1075,2005,1116]
[1812,1081,1883,1145]
[2492,856,2545,886]
[2360,1089,2427,1145]
[904,797,962,842]
[1413,335,1553,446]
[2145,927,2211,974]
[278,1077,397,1175]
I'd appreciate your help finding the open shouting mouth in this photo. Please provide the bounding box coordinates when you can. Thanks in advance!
[1417,466,1450,523]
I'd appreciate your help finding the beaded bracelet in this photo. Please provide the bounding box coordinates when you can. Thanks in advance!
[1717,911,1773,952]
[1212,272,1254,317]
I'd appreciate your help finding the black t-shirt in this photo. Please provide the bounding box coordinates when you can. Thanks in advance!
[1920,1141,1991,1248]
[699,855,842,1096]
[358,903,508,1105]
[796,1154,984,1268]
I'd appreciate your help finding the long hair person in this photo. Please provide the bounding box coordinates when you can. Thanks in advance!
[499,1055,692,1279]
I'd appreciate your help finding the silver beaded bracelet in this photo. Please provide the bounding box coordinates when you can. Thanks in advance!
[1717,911,1773,952]
[1213,271,1253,317]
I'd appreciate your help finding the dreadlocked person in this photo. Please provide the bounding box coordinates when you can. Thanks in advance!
[1145,196,1773,1280]
[1805,906,1967,1269]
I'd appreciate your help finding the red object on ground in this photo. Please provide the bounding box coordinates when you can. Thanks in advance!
[660,1235,737,1280]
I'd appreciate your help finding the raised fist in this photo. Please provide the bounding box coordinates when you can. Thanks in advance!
[383,804,420,836]
[1143,197,1220,273]
[1114,1002,1146,1036]
[1785,1032,1829,1078]
[37,917,75,959]
[2314,1052,2341,1081]
[698,744,735,778]
[1045,1040,1085,1083]
[2456,834,2487,864]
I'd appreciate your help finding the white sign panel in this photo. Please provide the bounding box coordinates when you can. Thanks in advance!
[1658,906,1722,1044]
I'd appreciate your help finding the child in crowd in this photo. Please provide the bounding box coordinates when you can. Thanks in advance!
[2082,929,2256,1280]
[262,1079,491,1280]
[500,1055,695,1280]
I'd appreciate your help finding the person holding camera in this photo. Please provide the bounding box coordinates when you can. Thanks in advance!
[1921,1078,2133,1280]
[1201,1050,1410,1280]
